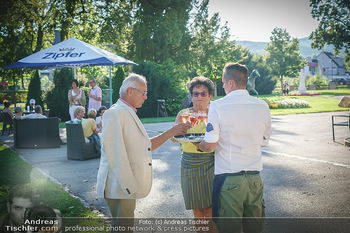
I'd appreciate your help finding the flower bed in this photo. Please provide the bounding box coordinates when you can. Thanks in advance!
[291,92,320,96]
[262,97,310,109]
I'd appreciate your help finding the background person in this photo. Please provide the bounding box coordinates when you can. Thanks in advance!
[82,109,101,153]
[172,76,215,220]
[88,78,102,112]
[96,73,191,232]
[14,107,23,118]
[16,105,46,119]
[96,106,107,132]
[195,63,271,233]
[29,99,36,112]
[68,79,86,121]
[72,106,85,124]
[2,100,14,119]
[282,80,289,96]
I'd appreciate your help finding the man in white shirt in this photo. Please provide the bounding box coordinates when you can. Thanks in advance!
[196,63,271,233]
[88,78,102,111]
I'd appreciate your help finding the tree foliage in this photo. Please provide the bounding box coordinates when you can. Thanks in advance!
[45,69,74,121]
[189,0,249,97]
[130,0,193,63]
[309,0,350,55]
[265,28,307,87]
[132,59,187,117]
[112,66,125,103]
[26,70,43,108]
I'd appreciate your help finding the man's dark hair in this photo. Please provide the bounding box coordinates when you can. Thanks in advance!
[8,184,38,205]
[223,63,248,87]
[189,76,214,96]
[98,106,107,113]
[35,105,42,114]
[3,100,11,108]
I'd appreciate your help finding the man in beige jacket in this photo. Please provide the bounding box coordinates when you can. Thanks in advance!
[96,73,191,230]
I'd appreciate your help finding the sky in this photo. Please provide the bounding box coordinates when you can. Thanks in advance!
[208,0,320,42]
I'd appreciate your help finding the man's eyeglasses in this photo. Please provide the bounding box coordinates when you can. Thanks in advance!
[192,91,208,97]
[133,88,148,96]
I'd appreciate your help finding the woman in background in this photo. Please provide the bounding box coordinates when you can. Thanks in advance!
[68,79,86,121]
[73,106,85,124]
[3,100,14,119]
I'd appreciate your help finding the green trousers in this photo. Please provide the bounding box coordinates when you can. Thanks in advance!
[216,174,265,233]
[105,198,136,233]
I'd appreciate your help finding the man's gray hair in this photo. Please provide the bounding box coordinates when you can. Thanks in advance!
[14,107,22,114]
[35,105,42,114]
[119,73,147,97]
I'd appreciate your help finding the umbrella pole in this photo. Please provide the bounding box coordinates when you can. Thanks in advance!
[73,67,77,79]
[109,65,112,106]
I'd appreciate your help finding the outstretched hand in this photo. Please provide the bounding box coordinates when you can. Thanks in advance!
[172,121,192,136]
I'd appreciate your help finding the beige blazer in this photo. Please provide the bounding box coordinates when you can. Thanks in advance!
[96,100,152,199]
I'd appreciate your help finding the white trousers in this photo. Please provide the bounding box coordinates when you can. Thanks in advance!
[69,105,77,121]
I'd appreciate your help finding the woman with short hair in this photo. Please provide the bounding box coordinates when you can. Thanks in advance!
[172,76,215,220]
[82,109,101,153]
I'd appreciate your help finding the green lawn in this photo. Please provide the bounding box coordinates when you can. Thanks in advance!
[0,143,108,232]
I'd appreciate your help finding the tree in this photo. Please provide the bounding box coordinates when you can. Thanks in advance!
[265,28,307,88]
[132,59,187,117]
[246,54,276,95]
[130,0,193,63]
[112,66,125,103]
[45,68,74,121]
[309,0,350,57]
[189,0,249,97]
[26,70,43,108]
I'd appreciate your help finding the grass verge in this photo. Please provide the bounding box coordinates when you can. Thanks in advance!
[0,143,108,232]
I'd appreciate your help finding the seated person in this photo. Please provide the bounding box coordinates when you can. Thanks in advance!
[15,105,46,119]
[14,107,23,118]
[72,106,85,124]
[3,100,14,119]
[95,106,107,131]
[15,105,66,145]
[29,99,36,111]
[82,109,101,153]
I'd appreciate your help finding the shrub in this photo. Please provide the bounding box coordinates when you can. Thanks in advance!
[26,70,44,108]
[45,69,74,121]
[132,59,187,117]
[0,90,27,103]
[112,66,125,103]
[306,73,330,89]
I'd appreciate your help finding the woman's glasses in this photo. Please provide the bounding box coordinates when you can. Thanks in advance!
[192,91,208,97]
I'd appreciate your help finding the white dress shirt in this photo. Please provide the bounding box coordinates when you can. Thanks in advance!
[203,89,271,175]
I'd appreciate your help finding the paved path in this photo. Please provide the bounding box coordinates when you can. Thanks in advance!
[1,112,349,228]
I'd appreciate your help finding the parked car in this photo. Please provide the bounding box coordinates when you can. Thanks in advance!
[334,78,347,85]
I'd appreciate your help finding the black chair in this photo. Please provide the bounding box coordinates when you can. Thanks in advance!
[43,109,50,117]
[14,118,61,148]
[66,122,100,160]
[332,112,350,141]
[1,111,13,135]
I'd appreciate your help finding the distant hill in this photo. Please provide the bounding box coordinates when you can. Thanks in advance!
[236,37,345,58]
